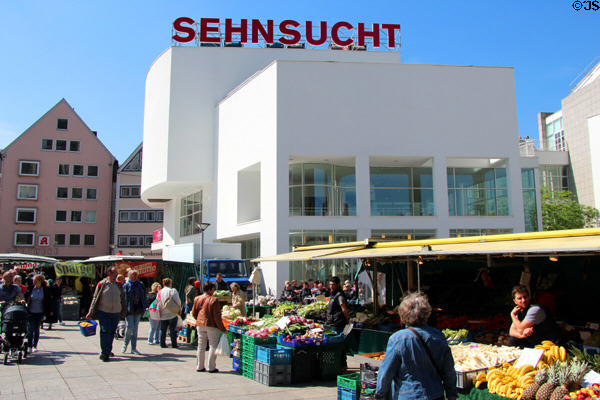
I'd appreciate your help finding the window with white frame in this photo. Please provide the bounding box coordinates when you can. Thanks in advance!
[56,140,67,151]
[19,161,39,176]
[41,139,53,150]
[69,141,80,152]
[54,233,66,246]
[70,210,82,223]
[17,184,38,200]
[56,187,68,199]
[57,118,68,130]
[69,234,80,246]
[87,166,98,177]
[71,187,83,199]
[86,188,97,200]
[84,210,96,223]
[73,165,84,176]
[16,208,36,223]
[58,164,69,176]
[84,234,95,246]
[55,210,67,222]
[120,185,140,198]
[180,192,202,236]
[119,210,163,223]
[117,234,153,248]
[14,232,35,246]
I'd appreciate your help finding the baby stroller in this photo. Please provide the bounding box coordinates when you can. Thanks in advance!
[0,303,29,364]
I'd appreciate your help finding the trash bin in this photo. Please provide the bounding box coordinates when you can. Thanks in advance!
[62,294,80,321]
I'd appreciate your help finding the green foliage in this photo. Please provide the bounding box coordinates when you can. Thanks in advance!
[541,188,599,230]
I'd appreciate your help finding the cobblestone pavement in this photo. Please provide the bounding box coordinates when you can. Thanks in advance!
[0,321,357,399]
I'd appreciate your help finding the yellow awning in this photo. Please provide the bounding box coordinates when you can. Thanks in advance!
[313,245,425,260]
[251,245,365,262]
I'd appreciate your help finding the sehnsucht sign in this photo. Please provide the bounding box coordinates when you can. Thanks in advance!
[173,18,400,49]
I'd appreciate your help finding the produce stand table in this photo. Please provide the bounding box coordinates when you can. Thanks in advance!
[246,305,275,318]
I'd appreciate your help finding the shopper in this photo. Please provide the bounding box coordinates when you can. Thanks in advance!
[375,292,457,400]
[86,267,126,362]
[230,282,247,317]
[122,269,147,354]
[191,281,227,373]
[214,273,229,291]
[43,279,58,330]
[25,274,53,353]
[13,275,27,294]
[53,277,65,325]
[0,271,23,308]
[508,285,559,348]
[279,280,297,302]
[184,276,199,316]
[147,282,162,345]
[158,278,181,348]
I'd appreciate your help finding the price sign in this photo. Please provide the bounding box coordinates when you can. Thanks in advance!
[582,370,600,387]
[514,348,544,368]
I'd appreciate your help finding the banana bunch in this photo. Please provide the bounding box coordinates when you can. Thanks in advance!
[534,340,568,367]
[480,363,536,399]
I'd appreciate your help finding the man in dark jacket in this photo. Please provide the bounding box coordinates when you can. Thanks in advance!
[122,269,147,355]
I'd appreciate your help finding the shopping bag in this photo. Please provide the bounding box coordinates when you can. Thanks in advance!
[215,333,230,356]
[175,314,184,331]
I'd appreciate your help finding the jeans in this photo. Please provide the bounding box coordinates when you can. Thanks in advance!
[196,326,221,371]
[56,299,63,322]
[148,318,160,344]
[27,312,44,348]
[123,313,142,351]
[96,310,121,356]
[160,317,178,347]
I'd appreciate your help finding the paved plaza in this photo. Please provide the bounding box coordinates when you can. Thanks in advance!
[0,321,353,400]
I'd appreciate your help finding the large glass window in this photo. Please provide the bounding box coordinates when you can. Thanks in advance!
[449,228,513,237]
[16,208,36,224]
[14,232,35,246]
[371,229,436,240]
[370,167,434,216]
[180,191,202,236]
[447,168,509,216]
[540,165,570,194]
[19,161,39,176]
[289,162,356,216]
[288,229,357,282]
[17,184,38,200]
[521,168,538,232]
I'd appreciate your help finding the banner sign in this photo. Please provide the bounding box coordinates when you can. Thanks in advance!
[13,263,38,271]
[55,263,96,279]
[38,236,50,247]
[153,228,163,243]
[115,261,158,278]
[173,18,401,50]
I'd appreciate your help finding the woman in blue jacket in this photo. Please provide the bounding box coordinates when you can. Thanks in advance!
[122,269,147,355]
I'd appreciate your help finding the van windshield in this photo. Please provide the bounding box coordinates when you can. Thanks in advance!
[207,261,248,278]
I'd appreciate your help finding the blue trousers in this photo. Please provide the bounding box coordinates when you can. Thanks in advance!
[27,312,44,348]
[148,318,160,344]
[160,317,178,347]
[96,310,120,355]
[123,313,142,351]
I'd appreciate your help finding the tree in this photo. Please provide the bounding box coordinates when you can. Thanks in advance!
[541,188,599,230]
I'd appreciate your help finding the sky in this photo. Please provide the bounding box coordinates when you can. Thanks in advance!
[0,1,598,163]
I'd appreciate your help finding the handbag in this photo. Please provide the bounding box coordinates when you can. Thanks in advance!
[149,299,161,321]
[161,289,180,315]
[175,314,184,331]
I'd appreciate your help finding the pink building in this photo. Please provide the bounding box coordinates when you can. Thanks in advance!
[113,144,163,256]
[0,99,117,258]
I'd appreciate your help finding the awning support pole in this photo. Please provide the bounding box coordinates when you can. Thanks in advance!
[372,259,378,314]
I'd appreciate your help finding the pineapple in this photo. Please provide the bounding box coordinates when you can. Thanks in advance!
[522,368,547,400]
[549,366,570,400]
[536,364,560,400]
[567,360,590,392]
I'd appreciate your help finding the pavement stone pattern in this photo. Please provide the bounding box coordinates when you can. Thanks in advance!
[0,321,356,399]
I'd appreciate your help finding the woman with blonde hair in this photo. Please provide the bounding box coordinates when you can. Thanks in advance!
[147,282,162,345]
[376,292,457,400]
[24,274,53,353]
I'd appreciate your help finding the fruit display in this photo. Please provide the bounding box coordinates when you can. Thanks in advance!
[443,329,469,341]
[477,363,536,398]
[246,295,278,307]
[534,341,570,368]
[519,360,590,400]
[561,383,600,399]
[296,301,327,319]
[569,345,600,373]
[222,305,243,320]
[450,343,523,371]
[214,290,231,297]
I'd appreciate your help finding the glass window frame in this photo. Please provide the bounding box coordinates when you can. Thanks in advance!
[86,188,97,200]
[17,184,38,200]
[41,138,53,151]
[55,139,67,151]
[84,210,96,224]
[55,210,67,222]
[56,186,68,199]
[69,140,80,152]
[15,207,37,224]
[58,164,70,176]
[84,234,95,246]
[72,165,84,176]
[70,210,82,223]
[87,165,98,177]
[57,118,68,130]
[369,166,434,217]
[71,187,83,200]
[19,161,39,177]
[14,232,35,246]
[54,233,66,246]
[180,192,202,236]
[447,167,510,216]
[69,234,81,246]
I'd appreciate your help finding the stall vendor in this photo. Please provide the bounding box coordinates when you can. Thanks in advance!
[509,285,559,348]
[326,276,349,333]
[279,281,297,303]
[230,282,247,317]
[214,273,229,291]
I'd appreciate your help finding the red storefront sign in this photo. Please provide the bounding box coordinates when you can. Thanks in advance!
[153,229,163,243]
[172,18,400,49]
[115,261,158,278]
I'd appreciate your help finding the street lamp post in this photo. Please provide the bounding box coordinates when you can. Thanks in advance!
[196,223,211,279]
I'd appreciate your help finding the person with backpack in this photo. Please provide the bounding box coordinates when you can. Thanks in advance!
[158,278,181,348]
[147,282,162,345]
[122,269,147,354]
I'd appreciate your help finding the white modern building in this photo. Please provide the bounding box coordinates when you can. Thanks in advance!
[141,45,543,294]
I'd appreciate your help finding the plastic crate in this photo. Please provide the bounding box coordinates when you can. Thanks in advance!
[255,345,292,365]
[232,356,241,372]
[338,387,359,400]
[317,349,343,380]
[242,334,276,355]
[277,334,327,348]
[337,373,361,391]
[242,362,253,379]
[277,345,313,384]
[228,325,246,335]
[253,361,292,386]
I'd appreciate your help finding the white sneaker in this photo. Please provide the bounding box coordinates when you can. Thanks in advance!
[59,321,66,326]
[121,346,127,353]
[31,348,37,353]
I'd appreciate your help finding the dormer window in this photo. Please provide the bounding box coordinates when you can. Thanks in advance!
[57,118,68,130]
